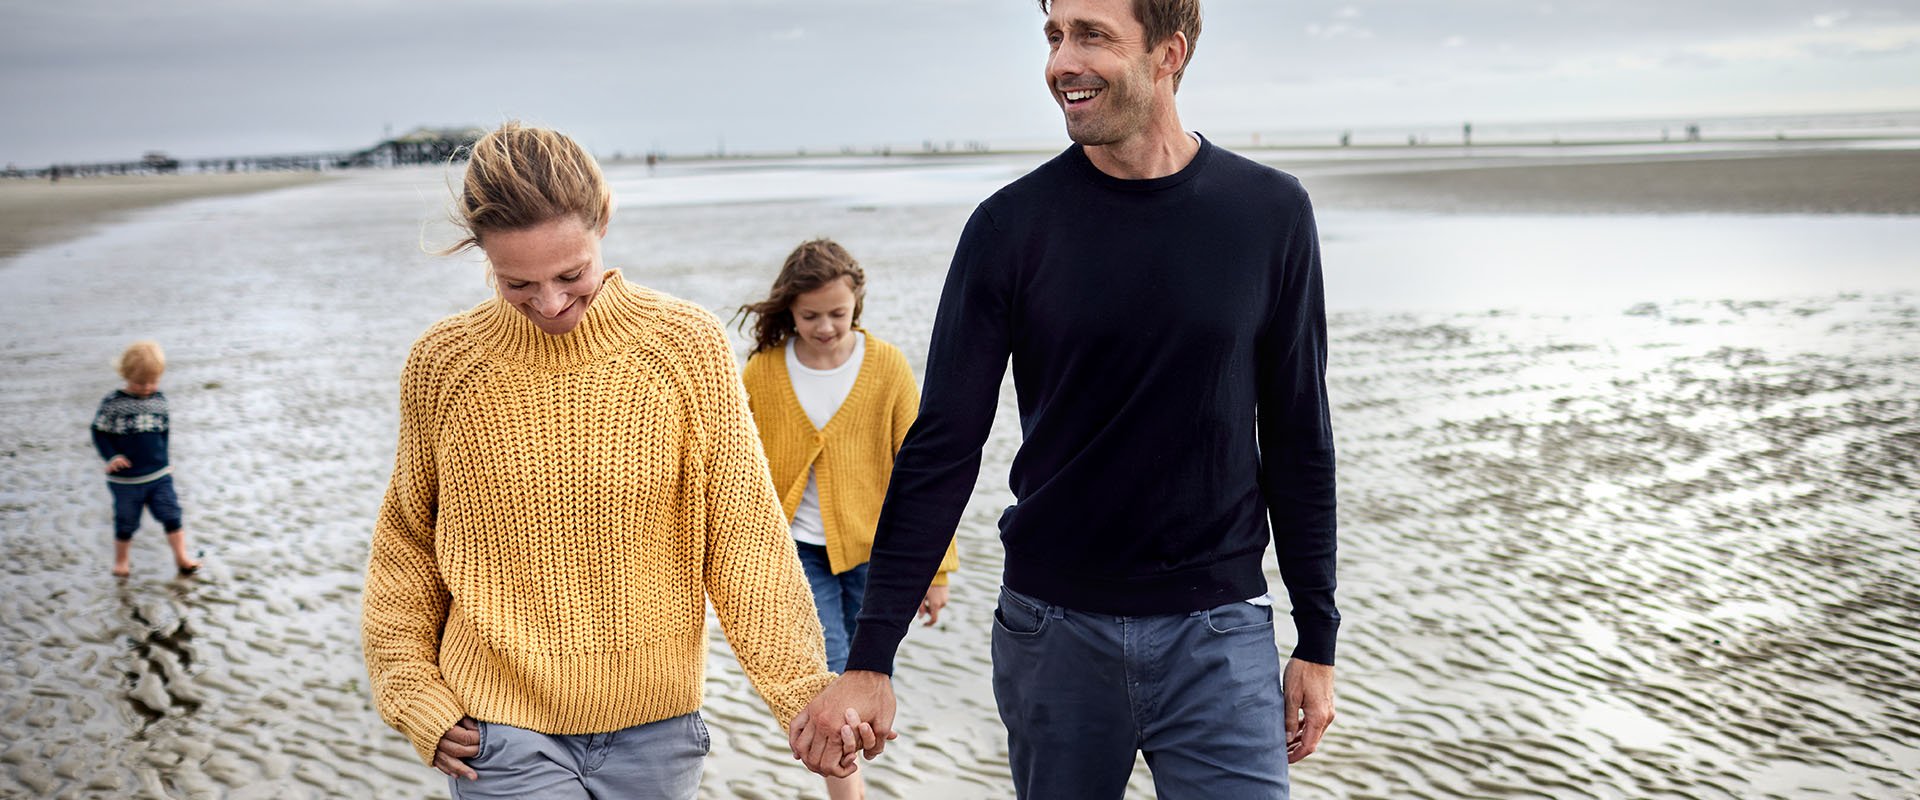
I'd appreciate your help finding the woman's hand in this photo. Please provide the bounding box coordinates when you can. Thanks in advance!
[918,584,949,626]
[434,717,481,780]
[104,455,131,474]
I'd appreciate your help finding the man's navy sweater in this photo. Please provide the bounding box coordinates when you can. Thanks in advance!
[847,136,1339,674]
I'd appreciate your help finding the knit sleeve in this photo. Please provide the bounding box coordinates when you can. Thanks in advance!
[888,349,919,455]
[848,206,1009,674]
[693,316,835,728]
[90,395,119,460]
[361,330,465,765]
[886,347,959,584]
[91,429,118,462]
[740,349,768,417]
[1258,189,1340,666]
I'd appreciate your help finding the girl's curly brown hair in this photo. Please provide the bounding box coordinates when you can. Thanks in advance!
[736,239,866,354]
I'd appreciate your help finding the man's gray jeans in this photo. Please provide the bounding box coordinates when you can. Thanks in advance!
[992,585,1291,799]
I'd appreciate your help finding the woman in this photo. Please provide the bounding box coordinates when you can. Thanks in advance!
[361,122,835,799]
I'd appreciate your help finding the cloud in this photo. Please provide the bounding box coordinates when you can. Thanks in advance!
[1811,11,1852,28]
[1613,53,1663,70]
[1693,24,1920,61]
[1661,51,1728,69]
[1306,22,1373,40]
[8,0,1920,164]
[1530,20,1920,80]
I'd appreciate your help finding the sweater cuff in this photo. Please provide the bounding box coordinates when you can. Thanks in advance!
[1289,614,1339,666]
[764,672,838,731]
[395,683,467,765]
[843,623,905,676]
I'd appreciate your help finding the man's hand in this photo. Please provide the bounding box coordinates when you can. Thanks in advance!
[104,455,131,474]
[1283,658,1336,763]
[434,717,481,780]
[788,670,897,777]
[919,585,950,626]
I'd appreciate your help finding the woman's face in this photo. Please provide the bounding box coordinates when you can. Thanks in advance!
[484,216,608,336]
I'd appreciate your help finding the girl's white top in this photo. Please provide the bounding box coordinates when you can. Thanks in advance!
[784,332,866,546]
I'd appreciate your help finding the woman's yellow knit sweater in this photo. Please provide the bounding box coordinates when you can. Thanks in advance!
[741,333,959,580]
[361,271,831,765]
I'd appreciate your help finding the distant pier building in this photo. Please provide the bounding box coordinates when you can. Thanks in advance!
[11,125,486,180]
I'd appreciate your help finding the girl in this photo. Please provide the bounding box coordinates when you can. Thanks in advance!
[739,239,958,800]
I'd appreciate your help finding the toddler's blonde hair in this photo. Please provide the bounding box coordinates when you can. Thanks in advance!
[118,340,165,382]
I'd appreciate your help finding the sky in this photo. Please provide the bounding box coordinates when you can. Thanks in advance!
[3,0,1918,165]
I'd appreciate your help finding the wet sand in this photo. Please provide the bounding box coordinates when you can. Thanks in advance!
[1,159,1918,798]
[0,172,333,259]
[1294,149,1920,214]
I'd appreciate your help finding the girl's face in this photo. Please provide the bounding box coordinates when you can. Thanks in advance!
[484,216,608,336]
[790,277,858,357]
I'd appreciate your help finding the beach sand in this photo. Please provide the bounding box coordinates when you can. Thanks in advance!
[1,154,1918,798]
[0,172,334,259]
[1294,149,1920,214]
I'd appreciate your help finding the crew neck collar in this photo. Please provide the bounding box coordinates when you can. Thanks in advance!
[1070,132,1212,192]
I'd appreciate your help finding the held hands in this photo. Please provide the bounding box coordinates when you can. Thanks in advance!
[104,455,131,474]
[788,670,897,777]
[434,717,481,780]
[1283,658,1337,763]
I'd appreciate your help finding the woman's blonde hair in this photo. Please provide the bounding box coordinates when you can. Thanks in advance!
[736,239,867,354]
[443,121,611,254]
[118,340,165,382]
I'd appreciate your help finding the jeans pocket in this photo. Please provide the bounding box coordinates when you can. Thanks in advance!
[473,720,491,763]
[1204,601,1274,634]
[993,587,1048,636]
[693,712,712,755]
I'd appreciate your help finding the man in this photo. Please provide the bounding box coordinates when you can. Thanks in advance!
[791,0,1338,795]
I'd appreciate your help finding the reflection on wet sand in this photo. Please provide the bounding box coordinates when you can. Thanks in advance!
[117,581,203,724]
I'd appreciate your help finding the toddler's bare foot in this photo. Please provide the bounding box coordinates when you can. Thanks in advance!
[111,564,131,578]
[176,559,201,576]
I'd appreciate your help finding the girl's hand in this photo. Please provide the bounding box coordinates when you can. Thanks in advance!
[918,584,949,626]
[104,456,131,474]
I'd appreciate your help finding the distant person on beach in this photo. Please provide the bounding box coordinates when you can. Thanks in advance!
[91,340,202,578]
[738,238,960,800]
[361,121,840,800]
[790,0,1340,797]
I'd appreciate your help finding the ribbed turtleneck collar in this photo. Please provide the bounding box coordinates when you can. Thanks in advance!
[473,269,656,372]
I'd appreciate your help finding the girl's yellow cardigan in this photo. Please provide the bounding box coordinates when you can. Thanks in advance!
[741,332,959,581]
[361,271,831,765]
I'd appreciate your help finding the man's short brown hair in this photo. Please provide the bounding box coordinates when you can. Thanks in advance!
[1039,0,1202,90]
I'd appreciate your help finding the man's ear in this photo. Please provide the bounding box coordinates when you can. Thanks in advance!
[1157,31,1189,83]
